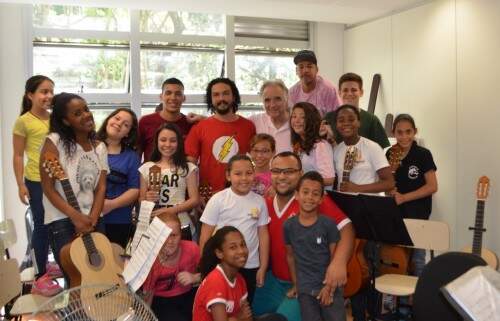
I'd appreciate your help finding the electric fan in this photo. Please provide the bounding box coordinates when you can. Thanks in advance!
[30,284,157,321]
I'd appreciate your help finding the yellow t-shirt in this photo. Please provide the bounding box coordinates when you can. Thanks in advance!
[12,112,49,182]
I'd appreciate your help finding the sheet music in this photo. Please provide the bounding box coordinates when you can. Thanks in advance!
[443,266,500,321]
[123,217,171,291]
[130,201,154,254]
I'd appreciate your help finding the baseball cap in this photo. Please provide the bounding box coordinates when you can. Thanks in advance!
[293,50,317,65]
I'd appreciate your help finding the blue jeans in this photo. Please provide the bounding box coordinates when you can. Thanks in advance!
[47,218,75,285]
[25,179,49,277]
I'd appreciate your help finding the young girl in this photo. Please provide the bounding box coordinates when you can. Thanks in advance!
[40,93,108,280]
[194,227,285,321]
[290,102,335,189]
[13,75,58,294]
[333,104,394,194]
[142,214,200,321]
[249,134,275,197]
[388,113,437,276]
[199,155,270,304]
[138,123,199,239]
[96,108,140,248]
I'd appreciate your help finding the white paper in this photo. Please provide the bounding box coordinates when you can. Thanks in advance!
[130,201,154,254]
[123,217,171,291]
[443,266,500,321]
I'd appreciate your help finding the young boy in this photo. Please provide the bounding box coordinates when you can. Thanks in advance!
[283,171,346,321]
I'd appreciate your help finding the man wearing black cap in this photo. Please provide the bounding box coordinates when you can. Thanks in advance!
[289,50,340,117]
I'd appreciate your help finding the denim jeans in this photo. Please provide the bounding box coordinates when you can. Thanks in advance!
[47,218,75,281]
[25,179,49,277]
[298,288,346,321]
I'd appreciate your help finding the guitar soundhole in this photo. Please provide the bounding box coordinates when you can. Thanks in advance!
[89,252,102,267]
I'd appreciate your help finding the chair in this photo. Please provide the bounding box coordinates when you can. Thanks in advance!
[374,219,450,319]
[413,252,487,321]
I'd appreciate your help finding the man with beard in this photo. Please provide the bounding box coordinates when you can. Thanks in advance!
[185,78,256,197]
[252,152,354,321]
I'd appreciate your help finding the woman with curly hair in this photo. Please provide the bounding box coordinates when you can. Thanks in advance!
[290,102,334,189]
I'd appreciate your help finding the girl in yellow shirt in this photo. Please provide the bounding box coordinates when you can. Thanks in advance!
[12,75,60,296]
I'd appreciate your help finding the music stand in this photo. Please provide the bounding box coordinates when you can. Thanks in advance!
[328,191,413,320]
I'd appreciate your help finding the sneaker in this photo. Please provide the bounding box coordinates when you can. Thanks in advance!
[31,274,63,297]
[46,262,63,278]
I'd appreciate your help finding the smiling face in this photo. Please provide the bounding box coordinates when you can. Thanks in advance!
[250,140,274,170]
[160,84,185,114]
[394,120,417,150]
[270,155,302,197]
[64,98,94,134]
[335,107,360,140]
[28,79,54,111]
[157,128,178,160]
[226,159,255,196]
[296,178,323,214]
[340,81,363,107]
[211,82,235,115]
[296,61,318,86]
[290,107,306,137]
[216,231,249,270]
[262,84,288,120]
[106,110,133,141]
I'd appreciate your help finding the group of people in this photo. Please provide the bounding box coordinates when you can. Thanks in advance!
[12,49,437,321]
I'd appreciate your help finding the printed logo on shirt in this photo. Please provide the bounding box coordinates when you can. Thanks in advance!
[408,165,420,180]
[226,300,235,313]
[159,173,180,205]
[212,135,239,163]
[316,236,322,244]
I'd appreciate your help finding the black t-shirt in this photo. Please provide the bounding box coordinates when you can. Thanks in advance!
[386,142,437,219]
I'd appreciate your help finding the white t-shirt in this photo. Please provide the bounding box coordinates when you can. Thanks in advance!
[200,188,270,269]
[333,136,389,186]
[300,140,335,190]
[138,161,197,230]
[42,133,109,224]
[249,113,292,153]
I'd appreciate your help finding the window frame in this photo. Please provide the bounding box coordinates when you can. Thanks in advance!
[27,5,313,117]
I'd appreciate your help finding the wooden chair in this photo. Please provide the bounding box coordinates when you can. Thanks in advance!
[375,219,450,319]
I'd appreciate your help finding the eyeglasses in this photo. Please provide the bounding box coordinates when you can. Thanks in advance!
[270,168,300,175]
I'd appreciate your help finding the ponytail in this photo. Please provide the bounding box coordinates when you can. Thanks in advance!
[21,75,54,115]
[199,226,241,280]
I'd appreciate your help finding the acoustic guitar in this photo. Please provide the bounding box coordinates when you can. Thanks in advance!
[43,152,127,321]
[379,144,411,275]
[148,164,162,211]
[462,176,498,269]
[342,146,370,298]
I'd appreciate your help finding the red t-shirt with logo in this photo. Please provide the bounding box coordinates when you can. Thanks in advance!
[184,116,256,194]
[192,265,248,321]
[267,196,350,281]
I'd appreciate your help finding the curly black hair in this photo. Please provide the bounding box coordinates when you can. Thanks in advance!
[50,92,96,157]
[205,78,241,114]
[290,102,322,155]
[96,108,139,151]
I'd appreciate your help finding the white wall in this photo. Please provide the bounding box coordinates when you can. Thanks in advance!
[0,3,30,262]
[345,0,500,258]
[314,22,345,89]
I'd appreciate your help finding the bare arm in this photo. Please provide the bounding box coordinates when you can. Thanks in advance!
[153,170,200,216]
[340,166,395,193]
[199,223,216,254]
[187,156,198,164]
[324,222,355,289]
[103,188,139,214]
[89,170,107,226]
[39,140,92,233]
[285,244,297,297]
[256,225,270,287]
[13,134,29,204]
[395,170,437,205]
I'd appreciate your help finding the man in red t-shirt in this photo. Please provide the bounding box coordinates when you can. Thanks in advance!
[138,78,194,162]
[185,78,256,198]
[252,152,355,321]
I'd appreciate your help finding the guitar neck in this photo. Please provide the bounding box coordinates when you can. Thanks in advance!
[61,178,81,212]
[472,199,486,256]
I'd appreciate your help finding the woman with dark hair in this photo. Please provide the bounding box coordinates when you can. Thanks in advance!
[96,108,140,248]
[40,92,108,283]
[290,102,335,189]
[138,123,200,239]
[13,75,59,295]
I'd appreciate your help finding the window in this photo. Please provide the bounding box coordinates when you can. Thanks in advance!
[30,5,311,115]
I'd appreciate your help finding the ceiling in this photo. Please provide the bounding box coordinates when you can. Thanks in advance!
[8,0,433,24]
